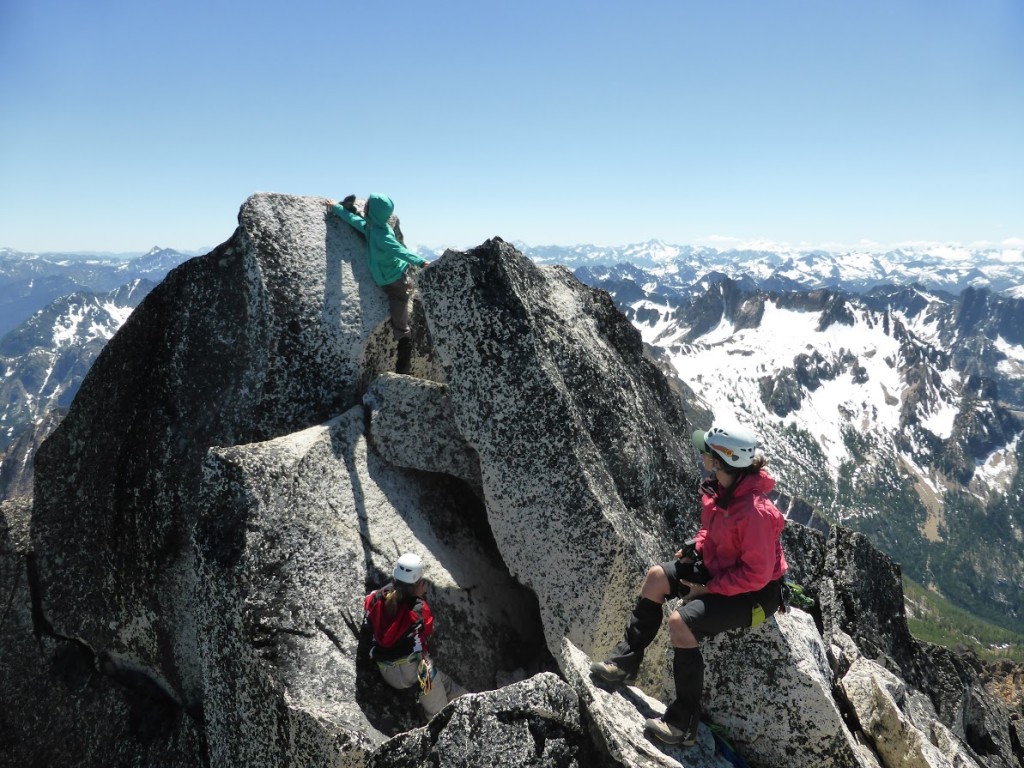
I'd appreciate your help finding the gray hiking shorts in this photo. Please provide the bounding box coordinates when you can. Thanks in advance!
[660,559,783,641]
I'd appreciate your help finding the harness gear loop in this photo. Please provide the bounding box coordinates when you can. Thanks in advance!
[417,658,434,693]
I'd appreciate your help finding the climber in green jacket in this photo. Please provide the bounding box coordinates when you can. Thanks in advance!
[325,193,428,374]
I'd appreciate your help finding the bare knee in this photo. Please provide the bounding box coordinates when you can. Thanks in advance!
[640,565,670,602]
[668,610,698,648]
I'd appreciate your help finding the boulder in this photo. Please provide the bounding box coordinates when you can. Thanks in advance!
[816,530,931,685]
[560,639,737,768]
[704,609,877,768]
[840,657,982,768]
[31,192,398,703]
[366,672,600,768]
[363,373,481,490]
[417,238,701,671]
[820,526,1021,768]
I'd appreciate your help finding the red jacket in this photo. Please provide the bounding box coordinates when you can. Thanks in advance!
[363,582,434,661]
[695,470,788,596]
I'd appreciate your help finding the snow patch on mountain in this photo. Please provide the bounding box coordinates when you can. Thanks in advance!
[995,336,1024,377]
[1,280,157,456]
[919,395,959,440]
[700,313,740,347]
[973,434,1020,492]
[99,300,134,331]
[888,290,950,341]
[804,372,883,468]
[50,299,133,348]
[629,301,686,346]
[52,305,89,347]
[668,301,907,473]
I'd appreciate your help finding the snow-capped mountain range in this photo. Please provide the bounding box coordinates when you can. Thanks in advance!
[0,247,194,499]
[421,240,1024,296]
[553,246,1024,634]
[628,277,1023,501]
[0,280,156,452]
[0,246,192,337]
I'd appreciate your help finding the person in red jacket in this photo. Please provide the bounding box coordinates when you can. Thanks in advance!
[590,419,788,747]
[364,553,466,719]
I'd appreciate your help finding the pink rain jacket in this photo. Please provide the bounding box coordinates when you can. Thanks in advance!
[695,470,788,596]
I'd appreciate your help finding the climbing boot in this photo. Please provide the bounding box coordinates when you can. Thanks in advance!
[395,338,412,375]
[644,713,698,746]
[589,660,636,685]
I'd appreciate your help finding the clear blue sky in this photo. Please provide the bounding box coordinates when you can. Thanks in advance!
[2,0,1022,254]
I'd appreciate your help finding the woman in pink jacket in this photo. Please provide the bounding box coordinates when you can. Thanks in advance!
[591,419,788,747]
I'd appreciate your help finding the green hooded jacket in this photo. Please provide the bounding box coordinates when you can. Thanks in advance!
[330,193,426,286]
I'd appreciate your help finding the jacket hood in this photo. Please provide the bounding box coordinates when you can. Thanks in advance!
[736,469,775,497]
[366,193,394,226]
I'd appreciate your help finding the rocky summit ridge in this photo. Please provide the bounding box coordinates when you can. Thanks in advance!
[1,193,1021,768]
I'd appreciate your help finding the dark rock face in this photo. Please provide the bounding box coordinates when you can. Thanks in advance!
[759,369,806,417]
[684,276,764,341]
[956,288,1024,347]
[937,384,1022,484]
[759,348,860,418]
[817,293,857,330]
[820,528,917,664]
[0,500,205,766]
[7,194,1022,768]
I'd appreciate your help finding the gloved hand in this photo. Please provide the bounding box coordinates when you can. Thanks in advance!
[417,658,433,694]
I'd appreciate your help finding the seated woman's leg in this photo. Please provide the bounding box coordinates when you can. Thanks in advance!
[652,593,755,740]
[665,608,704,723]
[592,564,671,682]
[667,608,699,649]
[640,563,672,603]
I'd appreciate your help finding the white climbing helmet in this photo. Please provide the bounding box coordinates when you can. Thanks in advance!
[701,419,759,469]
[393,553,424,584]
